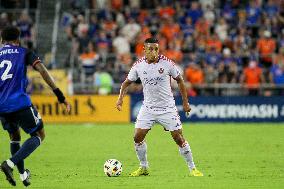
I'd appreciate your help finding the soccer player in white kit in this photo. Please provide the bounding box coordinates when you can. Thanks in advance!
[116,38,203,177]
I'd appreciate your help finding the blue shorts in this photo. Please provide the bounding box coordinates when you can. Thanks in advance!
[0,105,43,134]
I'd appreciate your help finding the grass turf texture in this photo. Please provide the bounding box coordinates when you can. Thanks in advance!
[0,123,284,189]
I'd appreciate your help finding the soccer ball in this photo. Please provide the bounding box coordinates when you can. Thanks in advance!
[103,159,123,177]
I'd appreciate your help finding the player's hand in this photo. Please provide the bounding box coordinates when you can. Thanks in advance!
[61,101,71,113]
[116,98,123,111]
[183,101,191,113]
[183,102,191,118]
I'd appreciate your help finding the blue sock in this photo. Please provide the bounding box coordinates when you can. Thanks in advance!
[10,141,25,174]
[10,136,41,165]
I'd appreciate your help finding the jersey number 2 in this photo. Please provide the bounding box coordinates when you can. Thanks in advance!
[0,60,13,81]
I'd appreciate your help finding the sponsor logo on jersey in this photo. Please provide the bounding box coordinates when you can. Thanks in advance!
[143,77,164,85]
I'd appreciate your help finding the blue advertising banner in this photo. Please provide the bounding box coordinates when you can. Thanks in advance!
[131,94,284,122]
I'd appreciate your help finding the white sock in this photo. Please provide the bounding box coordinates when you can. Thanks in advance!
[135,142,149,168]
[6,159,15,168]
[179,142,196,170]
[20,171,28,181]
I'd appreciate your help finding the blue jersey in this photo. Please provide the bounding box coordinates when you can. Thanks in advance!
[0,44,40,114]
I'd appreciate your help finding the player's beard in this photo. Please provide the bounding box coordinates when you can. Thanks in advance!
[146,53,158,63]
[150,55,158,63]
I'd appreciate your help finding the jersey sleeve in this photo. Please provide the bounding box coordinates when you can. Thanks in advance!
[25,50,41,68]
[127,66,138,81]
[169,63,180,79]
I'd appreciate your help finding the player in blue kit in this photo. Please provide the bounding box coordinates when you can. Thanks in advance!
[0,26,71,186]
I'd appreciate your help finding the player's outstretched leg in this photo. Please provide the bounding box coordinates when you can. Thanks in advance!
[0,160,16,186]
[8,129,30,184]
[11,139,31,187]
[21,169,31,187]
[130,128,150,177]
[171,129,203,177]
[2,128,45,186]
[0,129,22,186]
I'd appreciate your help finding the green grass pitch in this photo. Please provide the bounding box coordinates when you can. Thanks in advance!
[0,123,284,189]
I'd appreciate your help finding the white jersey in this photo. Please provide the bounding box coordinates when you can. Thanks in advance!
[127,55,180,113]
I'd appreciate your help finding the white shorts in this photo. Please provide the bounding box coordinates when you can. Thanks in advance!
[135,106,182,131]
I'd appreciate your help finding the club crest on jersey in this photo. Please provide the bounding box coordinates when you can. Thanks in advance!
[158,68,164,74]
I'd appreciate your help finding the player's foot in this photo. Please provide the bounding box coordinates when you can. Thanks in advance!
[129,167,149,177]
[189,168,203,177]
[0,161,16,186]
[20,169,31,187]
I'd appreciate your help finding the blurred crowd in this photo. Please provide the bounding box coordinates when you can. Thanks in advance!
[0,0,36,50]
[63,0,284,96]
[1,0,284,96]
[3,10,36,48]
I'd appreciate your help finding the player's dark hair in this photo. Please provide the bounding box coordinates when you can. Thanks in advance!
[1,26,20,42]
[144,38,159,44]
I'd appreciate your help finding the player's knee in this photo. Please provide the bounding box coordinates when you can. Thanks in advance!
[133,135,143,144]
[39,132,45,141]
[31,129,45,141]
[133,136,140,143]
[9,130,21,141]
[10,134,21,141]
[37,130,45,141]
[134,128,149,144]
